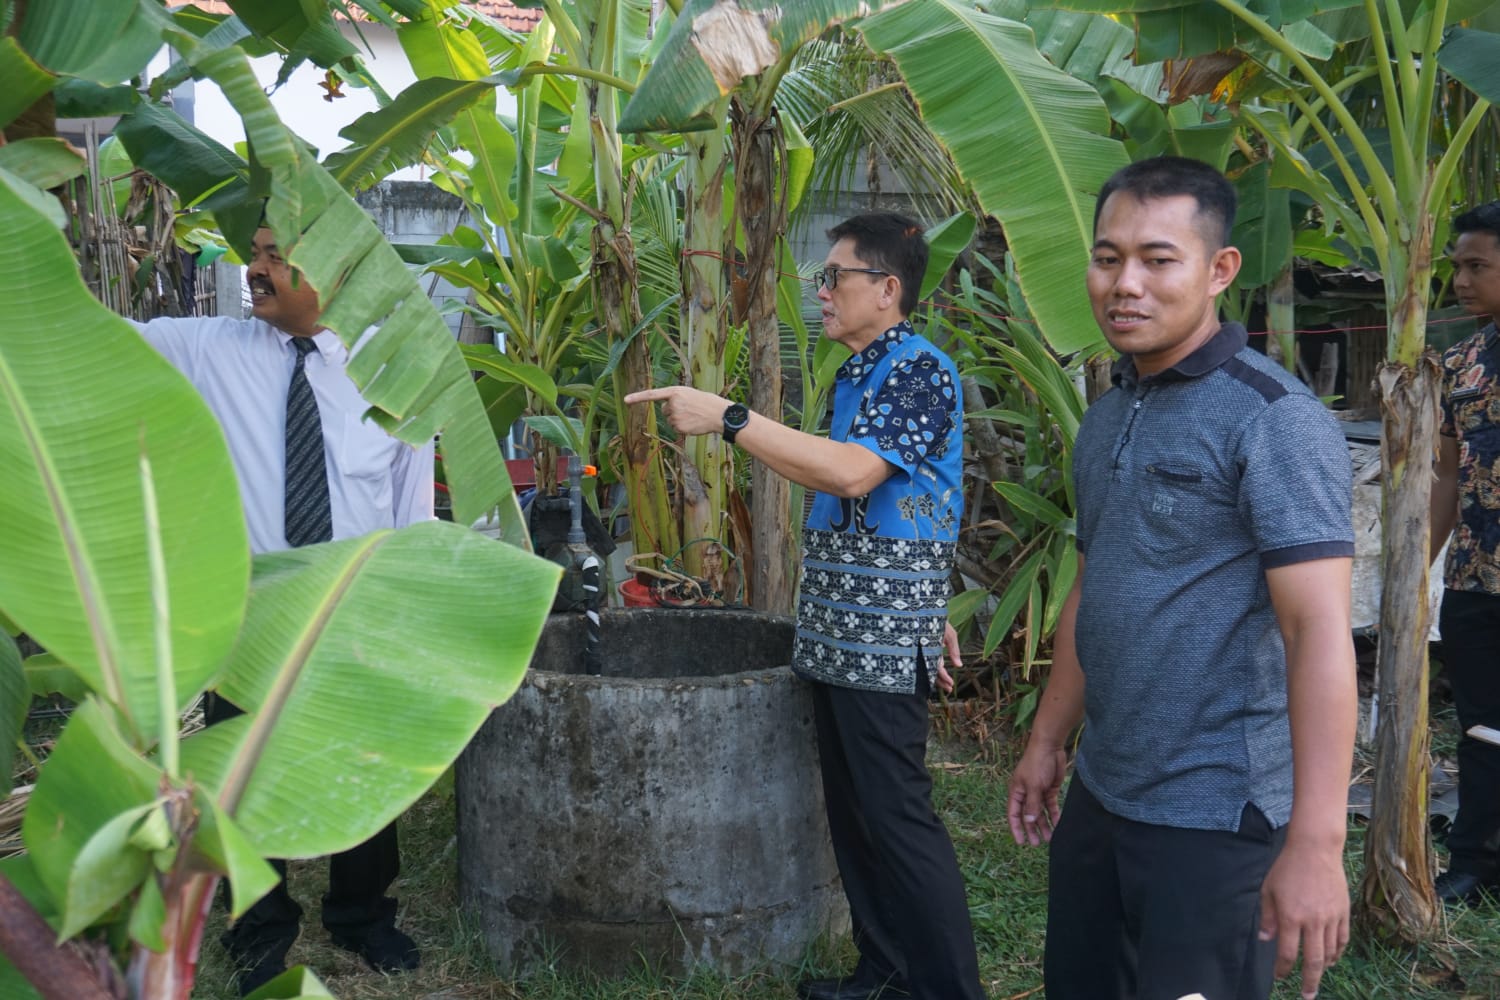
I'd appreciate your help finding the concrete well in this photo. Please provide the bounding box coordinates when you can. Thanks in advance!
[455,608,847,976]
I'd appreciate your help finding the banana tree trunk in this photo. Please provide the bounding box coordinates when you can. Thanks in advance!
[125,869,217,1000]
[578,14,676,568]
[1357,232,1442,943]
[0,874,117,1000]
[731,100,794,613]
[679,123,731,587]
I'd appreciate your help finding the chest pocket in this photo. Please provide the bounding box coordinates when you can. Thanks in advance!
[1453,389,1500,447]
[1138,459,1228,557]
[339,413,398,481]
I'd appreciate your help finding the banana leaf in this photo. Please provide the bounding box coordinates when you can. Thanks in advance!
[618,0,914,132]
[862,0,1125,354]
[400,13,519,225]
[0,38,55,132]
[323,75,497,193]
[0,138,86,190]
[1437,28,1500,103]
[17,0,160,84]
[179,521,561,859]
[0,168,249,750]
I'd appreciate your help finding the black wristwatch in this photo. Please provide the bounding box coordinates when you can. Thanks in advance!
[722,402,750,444]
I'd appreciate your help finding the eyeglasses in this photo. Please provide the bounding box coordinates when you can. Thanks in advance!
[812,265,890,291]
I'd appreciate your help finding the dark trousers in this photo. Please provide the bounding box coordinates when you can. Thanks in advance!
[205,693,402,956]
[810,664,984,1000]
[1045,779,1286,1000]
[1439,589,1500,876]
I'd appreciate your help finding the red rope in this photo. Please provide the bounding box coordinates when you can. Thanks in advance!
[679,248,1483,337]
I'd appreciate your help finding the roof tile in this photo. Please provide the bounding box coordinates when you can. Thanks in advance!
[172,1,540,32]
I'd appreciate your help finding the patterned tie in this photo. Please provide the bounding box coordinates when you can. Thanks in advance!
[283,336,333,547]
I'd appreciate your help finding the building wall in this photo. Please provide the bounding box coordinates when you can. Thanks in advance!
[356,181,473,339]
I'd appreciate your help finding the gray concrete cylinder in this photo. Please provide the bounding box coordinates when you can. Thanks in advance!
[456,608,847,976]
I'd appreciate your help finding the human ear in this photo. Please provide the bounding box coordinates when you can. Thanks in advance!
[1208,245,1242,296]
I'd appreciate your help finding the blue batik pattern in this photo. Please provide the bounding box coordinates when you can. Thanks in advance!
[793,321,964,694]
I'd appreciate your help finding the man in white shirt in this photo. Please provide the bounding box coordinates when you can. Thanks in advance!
[134,227,433,995]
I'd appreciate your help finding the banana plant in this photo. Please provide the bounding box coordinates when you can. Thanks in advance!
[0,163,560,999]
[620,0,907,611]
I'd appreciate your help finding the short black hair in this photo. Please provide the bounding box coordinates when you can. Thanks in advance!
[826,212,928,316]
[1094,156,1237,250]
[1454,201,1500,244]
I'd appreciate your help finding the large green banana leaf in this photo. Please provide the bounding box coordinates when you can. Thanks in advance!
[1437,28,1500,103]
[0,168,248,749]
[17,0,161,84]
[0,37,55,131]
[323,75,496,191]
[617,0,913,132]
[180,521,560,858]
[399,12,519,225]
[862,1,1126,354]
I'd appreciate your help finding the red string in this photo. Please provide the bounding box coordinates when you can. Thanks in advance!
[679,248,1483,337]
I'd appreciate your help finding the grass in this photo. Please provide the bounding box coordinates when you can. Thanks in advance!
[13,690,1500,998]
[179,730,1500,1000]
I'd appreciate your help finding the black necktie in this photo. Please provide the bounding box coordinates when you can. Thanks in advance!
[284,337,333,547]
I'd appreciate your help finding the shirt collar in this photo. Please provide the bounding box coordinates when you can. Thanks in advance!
[1481,321,1500,352]
[275,327,343,362]
[1111,322,1248,389]
[839,320,913,383]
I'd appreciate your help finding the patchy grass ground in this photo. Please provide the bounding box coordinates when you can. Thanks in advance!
[180,733,1500,1000]
[11,690,1500,999]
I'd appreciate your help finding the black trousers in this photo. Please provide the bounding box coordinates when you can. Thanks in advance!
[205,693,402,955]
[1439,589,1500,877]
[810,665,984,1000]
[1044,779,1286,1000]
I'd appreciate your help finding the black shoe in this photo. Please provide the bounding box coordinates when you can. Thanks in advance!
[226,937,294,998]
[796,973,911,1000]
[1436,868,1500,906]
[329,922,421,973]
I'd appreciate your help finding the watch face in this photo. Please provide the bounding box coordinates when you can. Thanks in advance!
[723,403,749,442]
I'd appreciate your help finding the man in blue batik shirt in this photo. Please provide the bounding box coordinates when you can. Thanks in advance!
[628,213,983,1000]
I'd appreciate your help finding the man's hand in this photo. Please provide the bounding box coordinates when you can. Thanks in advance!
[1258,837,1350,1000]
[934,621,960,694]
[1007,742,1068,846]
[624,386,731,437]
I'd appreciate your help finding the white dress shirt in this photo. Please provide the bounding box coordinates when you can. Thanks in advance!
[134,316,435,555]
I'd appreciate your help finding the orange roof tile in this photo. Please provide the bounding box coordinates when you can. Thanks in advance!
[173,1,540,32]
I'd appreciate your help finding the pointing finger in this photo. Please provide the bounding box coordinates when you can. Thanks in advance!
[623,387,675,405]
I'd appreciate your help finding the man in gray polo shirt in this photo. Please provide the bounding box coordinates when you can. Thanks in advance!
[1008,157,1356,1000]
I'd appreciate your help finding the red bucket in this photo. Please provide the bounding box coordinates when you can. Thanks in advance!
[617,576,656,608]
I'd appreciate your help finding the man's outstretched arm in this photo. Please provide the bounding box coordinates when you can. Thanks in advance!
[624,385,892,497]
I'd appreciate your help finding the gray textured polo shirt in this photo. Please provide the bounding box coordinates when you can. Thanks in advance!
[1071,323,1354,832]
